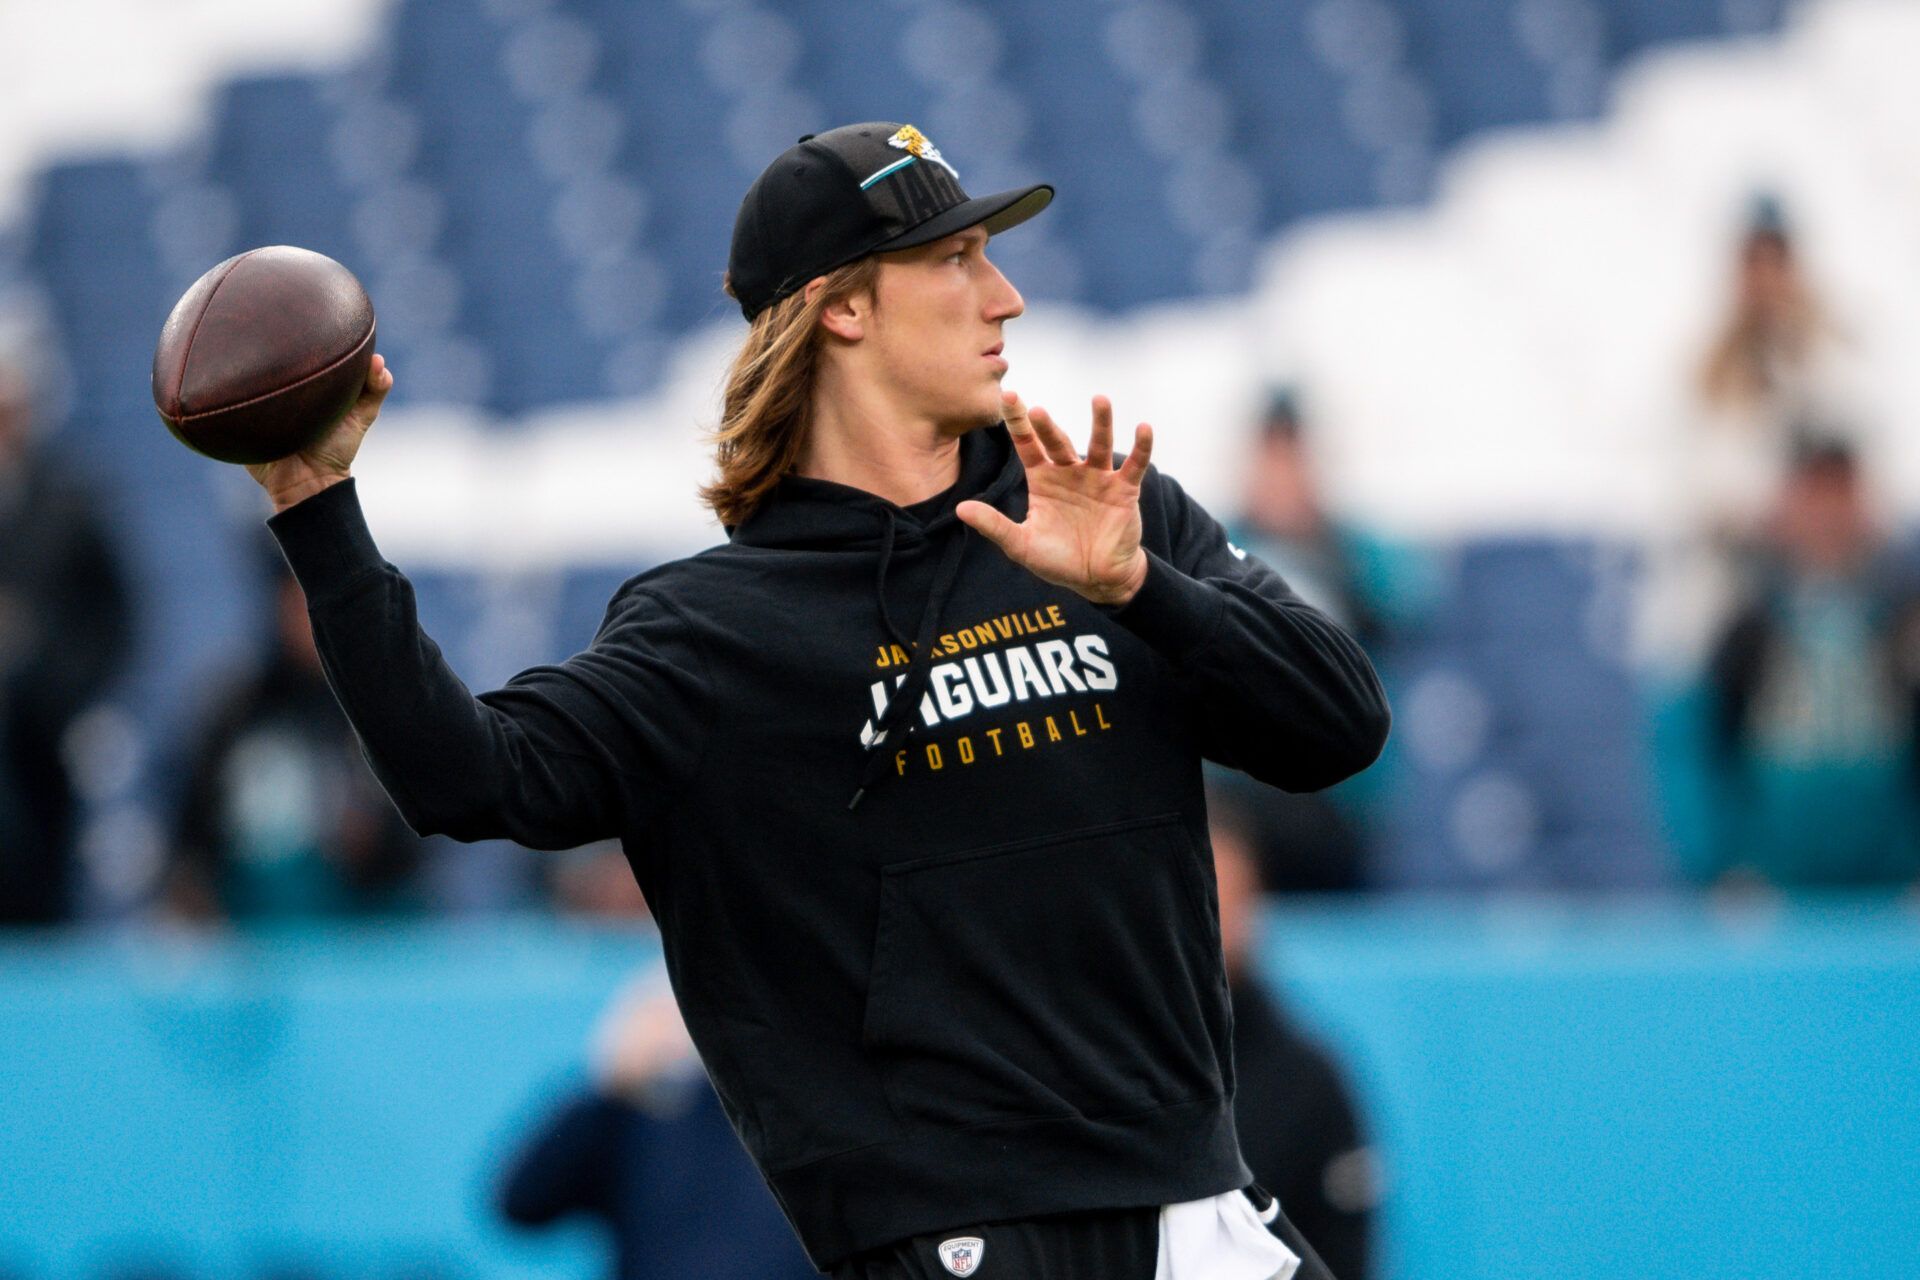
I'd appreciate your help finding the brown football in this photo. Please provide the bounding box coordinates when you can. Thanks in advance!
[152,245,376,466]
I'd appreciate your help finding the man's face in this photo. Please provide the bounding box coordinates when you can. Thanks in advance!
[1244,431,1319,539]
[863,227,1024,433]
[1773,459,1872,574]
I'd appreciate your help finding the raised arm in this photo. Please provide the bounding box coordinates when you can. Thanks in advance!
[256,359,708,849]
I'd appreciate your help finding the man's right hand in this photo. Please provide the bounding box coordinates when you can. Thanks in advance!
[248,354,394,513]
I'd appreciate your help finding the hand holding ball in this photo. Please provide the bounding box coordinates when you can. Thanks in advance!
[151,246,379,466]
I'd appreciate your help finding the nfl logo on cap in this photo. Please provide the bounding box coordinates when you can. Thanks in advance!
[937,1236,984,1275]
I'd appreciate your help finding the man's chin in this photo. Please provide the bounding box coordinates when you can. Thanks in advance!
[937,418,994,439]
[935,402,1008,436]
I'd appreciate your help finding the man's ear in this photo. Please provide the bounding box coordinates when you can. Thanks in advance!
[812,276,868,343]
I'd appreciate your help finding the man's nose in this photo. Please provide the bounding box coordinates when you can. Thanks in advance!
[982,255,1024,322]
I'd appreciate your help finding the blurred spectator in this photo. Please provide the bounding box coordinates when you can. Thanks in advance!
[1212,791,1376,1279]
[0,353,133,924]
[165,539,425,921]
[1693,194,1869,553]
[498,977,814,1280]
[1222,390,1378,892]
[1232,389,1384,647]
[1643,195,1874,671]
[1701,439,1920,888]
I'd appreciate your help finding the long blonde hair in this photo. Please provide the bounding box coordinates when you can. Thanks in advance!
[703,259,881,528]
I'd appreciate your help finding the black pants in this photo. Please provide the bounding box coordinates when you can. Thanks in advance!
[830,1195,1338,1280]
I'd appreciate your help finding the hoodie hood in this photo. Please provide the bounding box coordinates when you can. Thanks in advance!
[729,421,1023,550]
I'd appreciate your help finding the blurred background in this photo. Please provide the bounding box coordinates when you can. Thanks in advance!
[2,0,1917,1276]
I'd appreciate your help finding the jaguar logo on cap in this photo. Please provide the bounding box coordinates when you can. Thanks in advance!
[937,1236,984,1275]
[888,124,959,178]
[861,123,960,190]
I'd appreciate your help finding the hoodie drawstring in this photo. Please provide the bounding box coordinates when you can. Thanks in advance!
[872,510,913,651]
[848,520,970,810]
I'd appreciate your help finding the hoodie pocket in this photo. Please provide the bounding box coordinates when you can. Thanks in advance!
[861,813,1228,1129]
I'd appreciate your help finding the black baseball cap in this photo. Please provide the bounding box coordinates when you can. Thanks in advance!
[727,121,1053,320]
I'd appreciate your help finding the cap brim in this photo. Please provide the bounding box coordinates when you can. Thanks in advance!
[875,183,1053,253]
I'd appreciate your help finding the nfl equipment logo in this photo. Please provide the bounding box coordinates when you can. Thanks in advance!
[937,1236,984,1275]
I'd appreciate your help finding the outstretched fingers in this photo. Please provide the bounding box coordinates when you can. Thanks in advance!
[1000,390,1049,469]
[1118,422,1154,485]
[1028,405,1082,466]
[1006,389,1149,484]
[1086,396,1114,471]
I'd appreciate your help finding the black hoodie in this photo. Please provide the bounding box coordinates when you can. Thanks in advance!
[266,423,1390,1270]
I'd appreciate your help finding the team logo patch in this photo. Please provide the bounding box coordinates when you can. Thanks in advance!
[937,1236,984,1275]
[888,124,959,179]
[860,124,962,190]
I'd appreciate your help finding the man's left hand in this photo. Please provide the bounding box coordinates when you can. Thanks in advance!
[958,391,1153,606]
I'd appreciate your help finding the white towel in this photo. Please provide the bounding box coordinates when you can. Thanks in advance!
[1153,1190,1301,1280]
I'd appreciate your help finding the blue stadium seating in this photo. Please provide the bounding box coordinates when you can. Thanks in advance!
[1375,539,1664,889]
[23,0,1776,414]
[1211,0,1403,218]
[1404,0,1566,139]
[7,0,1779,903]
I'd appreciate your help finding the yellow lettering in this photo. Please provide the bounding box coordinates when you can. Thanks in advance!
[926,743,943,770]
[1095,703,1112,730]
[957,628,978,650]
[876,645,893,669]
[1070,709,1087,736]
[992,617,1013,641]
[1046,716,1063,743]
[1017,722,1035,749]
[893,645,911,666]
[894,750,908,776]
[1047,603,1065,627]
[957,736,975,764]
[986,728,1005,756]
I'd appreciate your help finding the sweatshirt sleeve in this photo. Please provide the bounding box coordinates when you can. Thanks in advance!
[266,479,709,850]
[1107,468,1390,793]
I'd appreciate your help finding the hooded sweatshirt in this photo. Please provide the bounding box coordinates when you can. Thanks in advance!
[266,423,1390,1270]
